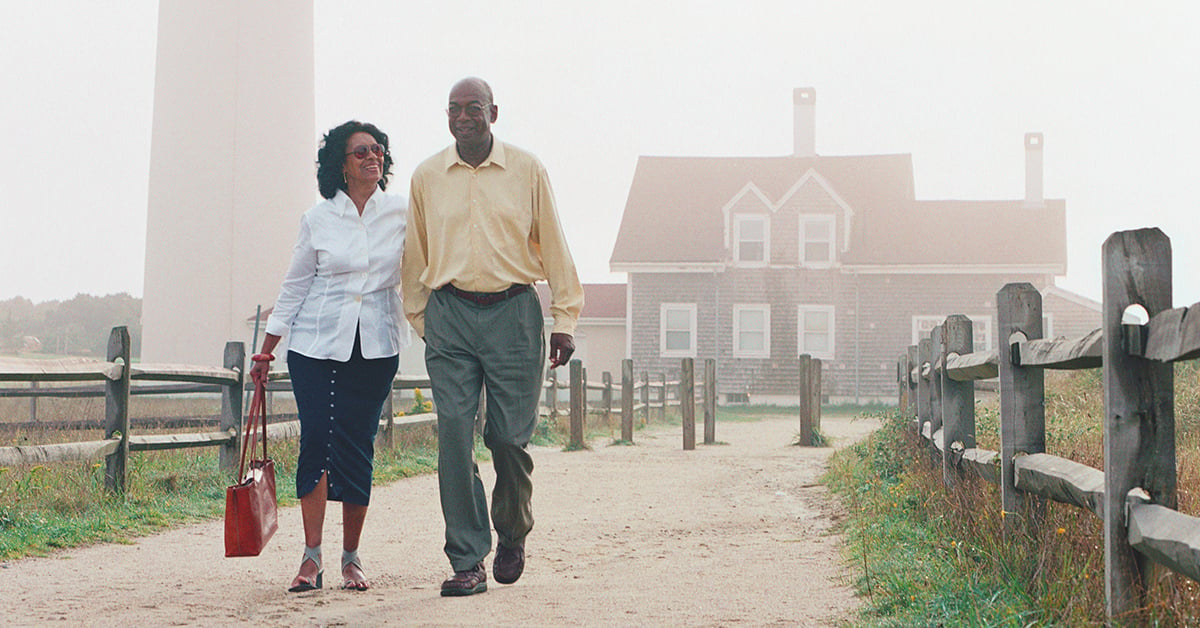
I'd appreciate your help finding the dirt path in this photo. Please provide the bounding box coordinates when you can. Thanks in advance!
[1,414,877,627]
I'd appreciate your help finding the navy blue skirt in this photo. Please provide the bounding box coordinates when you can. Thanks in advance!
[287,337,398,506]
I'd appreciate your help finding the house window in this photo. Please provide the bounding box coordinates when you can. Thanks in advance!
[800,215,835,267]
[798,305,835,359]
[733,304,771,358]
[911,315,994,352]
[734,214,768,265]
[660,303,697,357]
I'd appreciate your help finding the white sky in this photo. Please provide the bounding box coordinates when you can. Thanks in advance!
[3,1,1198,307]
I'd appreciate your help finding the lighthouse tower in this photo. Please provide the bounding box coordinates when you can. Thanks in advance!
[141,1,315,364]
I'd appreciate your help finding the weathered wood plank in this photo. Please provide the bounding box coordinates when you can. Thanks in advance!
[945,349,998,381]
[0,438,120,466]
[1140,301,1200,363]
[1129,503,1200,585]
[129,431,237,452]
[0,357,122,382]
[1015,328,1102,370]
[1014,453,1105,519]
[130,363,239,385]
[1103,227,1175,618]
[960,447,1001,484]
[997,283,1046,526]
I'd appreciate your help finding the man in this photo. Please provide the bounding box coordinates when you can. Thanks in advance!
[402,77,584,597]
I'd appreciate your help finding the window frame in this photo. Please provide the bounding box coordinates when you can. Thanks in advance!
[799,214,836,268]
[733,213,769,266]
[732,304,771,358]
[660,303,698,358]
[911,315,995,352]
[797,304,835,360]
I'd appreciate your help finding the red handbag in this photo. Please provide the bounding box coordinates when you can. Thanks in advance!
[224,381,279,557]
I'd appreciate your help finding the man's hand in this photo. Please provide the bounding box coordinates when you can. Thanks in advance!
[548,332,575,368]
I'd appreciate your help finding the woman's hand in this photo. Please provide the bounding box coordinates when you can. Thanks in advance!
[250,334,282,386]
[250,353,274,385]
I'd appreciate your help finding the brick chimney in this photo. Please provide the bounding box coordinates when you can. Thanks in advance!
[793,87,816,158]
[1024,132,1044,208]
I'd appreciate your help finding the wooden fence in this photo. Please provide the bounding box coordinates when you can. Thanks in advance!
[898,228,1200,621]
[1,339,762,497]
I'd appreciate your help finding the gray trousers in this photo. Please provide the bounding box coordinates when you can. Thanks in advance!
[424,287,544,571]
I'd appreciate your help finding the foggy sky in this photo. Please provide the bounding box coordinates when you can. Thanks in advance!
[2,1,1198,307]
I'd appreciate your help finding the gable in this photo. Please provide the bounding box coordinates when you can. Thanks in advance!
[611,154,915,268]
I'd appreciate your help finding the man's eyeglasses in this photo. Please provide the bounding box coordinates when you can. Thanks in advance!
[345,143,385,159]
[446,103,490,118]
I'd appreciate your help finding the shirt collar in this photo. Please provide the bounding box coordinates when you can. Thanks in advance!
[332,187,381,217]
[442,138,506,171]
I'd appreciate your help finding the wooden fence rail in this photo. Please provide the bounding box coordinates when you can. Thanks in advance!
[898,227,1200,622]
[3,343,750,495]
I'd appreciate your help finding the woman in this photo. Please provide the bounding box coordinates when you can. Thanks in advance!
[250,120,410,592]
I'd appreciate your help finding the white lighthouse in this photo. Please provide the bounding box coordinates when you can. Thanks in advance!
[141,1,315,364]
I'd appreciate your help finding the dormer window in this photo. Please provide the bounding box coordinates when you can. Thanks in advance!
[733,214,768,265]
[800,215,835,267]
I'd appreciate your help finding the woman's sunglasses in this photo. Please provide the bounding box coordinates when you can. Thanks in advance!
[345,143,385,159]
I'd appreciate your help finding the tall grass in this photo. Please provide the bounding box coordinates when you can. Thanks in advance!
[825,362,1200,625]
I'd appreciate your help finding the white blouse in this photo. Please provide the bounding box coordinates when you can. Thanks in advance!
[265,188,411,361]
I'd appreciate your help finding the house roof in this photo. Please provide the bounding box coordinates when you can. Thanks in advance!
[535,282,625,320]
[610,153,1066,269]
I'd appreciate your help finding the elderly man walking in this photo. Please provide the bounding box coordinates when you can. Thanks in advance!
[402,77,583,596]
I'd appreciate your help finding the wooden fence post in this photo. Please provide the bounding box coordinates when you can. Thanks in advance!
[219,341,245,472]
[602,371,613,429]
[997,283,1046,531]
[546,369,558,424]
[29,381,38,424]
[640,370,649,425]
[621,359,634,442]
[703,358,716,445]
[916,338,932,437]
[103,326,132,494]
[811,358,822,435]
[906,345,918,419]
[681,358,695,450]
[897,355,908,411]
[658,372,667,421]
[376,391,395,450]
[941,315,975,487]
[568,359,585,449]
[1102,228,1175,619]
[798,354,813,446]
[929,324,945,460]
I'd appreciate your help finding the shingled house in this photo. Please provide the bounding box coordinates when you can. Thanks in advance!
[609,88,1098,403]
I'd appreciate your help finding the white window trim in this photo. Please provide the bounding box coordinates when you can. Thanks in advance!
[733,214,769,267]
[660,303,698,358]
[911,315,995,352]
[798,304,835,360]
[799,214,836,268]
[733,304,771,358]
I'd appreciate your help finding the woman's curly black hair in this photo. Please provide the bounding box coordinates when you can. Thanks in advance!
[315,120,394,199]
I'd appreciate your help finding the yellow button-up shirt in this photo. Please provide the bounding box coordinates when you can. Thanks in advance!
[402,140,583,337]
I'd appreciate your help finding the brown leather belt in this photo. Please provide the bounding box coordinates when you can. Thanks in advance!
[439,283,531,306]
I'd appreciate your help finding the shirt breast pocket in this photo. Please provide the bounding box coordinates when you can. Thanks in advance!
[313,231,368,274]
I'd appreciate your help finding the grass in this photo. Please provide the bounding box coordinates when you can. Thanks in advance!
[824,362,1200,625]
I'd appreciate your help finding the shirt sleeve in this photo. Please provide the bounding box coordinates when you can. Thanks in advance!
[531,162,584,335]
[401,170,431,337]
[265,215,318,338]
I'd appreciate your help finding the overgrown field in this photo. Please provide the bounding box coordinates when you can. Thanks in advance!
[825,363,1200,625]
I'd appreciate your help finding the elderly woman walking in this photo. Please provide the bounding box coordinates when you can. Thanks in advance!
[250,120,409,592]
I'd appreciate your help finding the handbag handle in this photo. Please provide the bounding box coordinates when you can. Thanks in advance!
[237,379,269,480]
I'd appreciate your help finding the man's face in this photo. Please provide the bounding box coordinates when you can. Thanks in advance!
[447,81,496,147]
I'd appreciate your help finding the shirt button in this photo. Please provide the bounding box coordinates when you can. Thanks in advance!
[355,295,362,303]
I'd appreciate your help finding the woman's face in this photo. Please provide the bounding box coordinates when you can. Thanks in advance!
[342,131,384,189]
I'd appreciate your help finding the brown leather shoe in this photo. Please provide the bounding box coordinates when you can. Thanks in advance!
[440,562,487,597]
[493,542,525,585]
